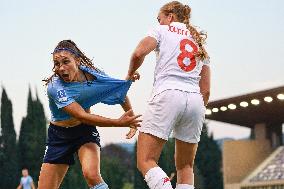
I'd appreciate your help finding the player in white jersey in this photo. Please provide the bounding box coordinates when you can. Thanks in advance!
[126,1,210,189]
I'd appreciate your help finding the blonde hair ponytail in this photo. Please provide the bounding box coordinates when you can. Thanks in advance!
[160,1,209,60]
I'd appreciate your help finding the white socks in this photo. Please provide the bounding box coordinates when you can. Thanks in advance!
[144,167,194,189]
[175,184,194,189]
[145,167,173,189]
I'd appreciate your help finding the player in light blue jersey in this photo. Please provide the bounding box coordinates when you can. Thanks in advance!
[38,40,141,189]
[16,168,35,189]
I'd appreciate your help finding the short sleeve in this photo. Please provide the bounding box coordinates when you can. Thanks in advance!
[147,25,162,45]
[47,85,75,109]
[28,176,33,182]
[202,58,210,67]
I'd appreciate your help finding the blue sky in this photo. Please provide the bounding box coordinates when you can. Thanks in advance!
[0,0,283,145]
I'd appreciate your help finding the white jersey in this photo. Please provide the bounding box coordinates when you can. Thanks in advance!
[147,22,210,97]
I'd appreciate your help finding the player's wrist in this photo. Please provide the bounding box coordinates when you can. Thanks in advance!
[109,119,118,127]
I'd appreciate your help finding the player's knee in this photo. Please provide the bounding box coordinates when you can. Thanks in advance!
[137,156,156,172]
[82,170,102,186]
[137,156,145,172]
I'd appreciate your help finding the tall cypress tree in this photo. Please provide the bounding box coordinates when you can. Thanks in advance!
[18,88,47,186]
[34,91,47,173]
[194,166,205,189]
[0,87,18,189]
[195,124,223,189]
[100,144,131,189]
[60,155,88,189]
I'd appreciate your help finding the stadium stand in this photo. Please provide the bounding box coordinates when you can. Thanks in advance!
[206,86,284,189]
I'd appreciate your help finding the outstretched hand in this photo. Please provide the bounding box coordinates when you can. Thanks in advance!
[125,72,140,82]
[117,109,142,127]
[125,127,138,139]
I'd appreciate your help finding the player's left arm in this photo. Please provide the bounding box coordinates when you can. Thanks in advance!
[31,181,35,189]
[199,65,211,106]
[120,96,138,139]
[127,37,157,78]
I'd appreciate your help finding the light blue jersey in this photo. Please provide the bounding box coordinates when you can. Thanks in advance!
[47,65,132,121]
[20,176,33,189]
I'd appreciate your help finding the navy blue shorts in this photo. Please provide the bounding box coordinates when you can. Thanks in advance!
[43,123,101,165]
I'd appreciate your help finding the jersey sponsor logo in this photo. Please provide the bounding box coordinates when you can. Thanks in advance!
[57,89,68,102]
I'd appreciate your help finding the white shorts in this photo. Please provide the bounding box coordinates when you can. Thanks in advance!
[140,89,205,143]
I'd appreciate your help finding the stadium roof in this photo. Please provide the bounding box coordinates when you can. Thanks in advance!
[205,86,284,128]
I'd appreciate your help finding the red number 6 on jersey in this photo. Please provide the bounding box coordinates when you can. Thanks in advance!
[177,39,198,72]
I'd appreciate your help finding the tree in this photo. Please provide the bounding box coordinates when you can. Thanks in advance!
[0,87,18,189]
[101,157,127,189]
[101,144,132,189]
[195,124,223,189]
[60,155,88,189]
[18,88,47,186]
[194,166,205,189]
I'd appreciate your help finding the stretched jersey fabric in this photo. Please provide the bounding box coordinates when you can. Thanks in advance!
[147,22,210,97]
[47,65,132,121]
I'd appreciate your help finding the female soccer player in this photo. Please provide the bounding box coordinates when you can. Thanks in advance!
[126,1,210,189]
[38,40,141,189]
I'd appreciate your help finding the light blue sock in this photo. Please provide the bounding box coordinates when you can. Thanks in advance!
[90,182,109,189]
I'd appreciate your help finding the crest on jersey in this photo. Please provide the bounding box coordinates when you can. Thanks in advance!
[57,89,68,102]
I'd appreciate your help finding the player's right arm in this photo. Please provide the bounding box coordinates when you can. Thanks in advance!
[199,65,210,106]
[127,36,157,78]
[62,102,142,128]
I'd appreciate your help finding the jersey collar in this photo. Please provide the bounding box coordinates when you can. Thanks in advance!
[170,22,187,29]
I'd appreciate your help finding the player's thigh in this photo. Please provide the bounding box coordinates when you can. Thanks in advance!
[173,93,205,143]
[78,142,101,174]
[38,163,69,189]
[175,139,198,170]
[141,90,186,140]
[137,132,166,164]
